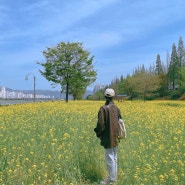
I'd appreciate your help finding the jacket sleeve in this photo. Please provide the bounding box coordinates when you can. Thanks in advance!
[94,107,105,138]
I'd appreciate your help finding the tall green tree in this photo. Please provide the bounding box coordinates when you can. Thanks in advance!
[177,36,185,88]
[179,66,185,91]
[124,75,136,100]
[177,36,185,67]
[168,43,180,90]
[118,75,127,95]
[37,42,97,102]
[155,54,163,75]
[155,54,168,97]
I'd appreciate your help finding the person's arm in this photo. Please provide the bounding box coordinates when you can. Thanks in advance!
[94,107,105,138]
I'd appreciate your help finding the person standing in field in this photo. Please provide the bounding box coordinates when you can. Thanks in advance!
[94,88,122,185]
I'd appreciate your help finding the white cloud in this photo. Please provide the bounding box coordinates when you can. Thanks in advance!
[0,0,121,47]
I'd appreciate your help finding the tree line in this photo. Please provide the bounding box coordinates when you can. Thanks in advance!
[89,36,185,101]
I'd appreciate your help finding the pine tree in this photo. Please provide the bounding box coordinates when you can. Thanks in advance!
[168,43,179,90]
[177,36,185,67]
[155,54,168,97]
[155,54,163,75]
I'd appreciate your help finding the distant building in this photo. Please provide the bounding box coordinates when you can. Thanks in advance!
[0,87,6,99]
[0,86,52,99]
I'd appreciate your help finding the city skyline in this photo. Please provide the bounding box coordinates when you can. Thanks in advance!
[0,86,53,99]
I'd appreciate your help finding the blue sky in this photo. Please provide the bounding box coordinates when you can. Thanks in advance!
[1,0,185,91]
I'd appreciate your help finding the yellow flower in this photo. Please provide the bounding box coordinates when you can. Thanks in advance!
[32,165,37,169]
[25,158,29,161]
[159,175,164,181]
[170,169,175,174]
[64,133,70,139]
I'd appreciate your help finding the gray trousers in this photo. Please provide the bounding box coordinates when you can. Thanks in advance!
[104,146,118,182]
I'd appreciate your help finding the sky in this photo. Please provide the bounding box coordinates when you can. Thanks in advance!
[1,0,185,91]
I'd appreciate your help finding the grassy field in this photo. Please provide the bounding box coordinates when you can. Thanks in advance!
[0,100,184,185]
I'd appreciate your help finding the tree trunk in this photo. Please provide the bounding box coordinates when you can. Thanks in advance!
[66,82,69,103]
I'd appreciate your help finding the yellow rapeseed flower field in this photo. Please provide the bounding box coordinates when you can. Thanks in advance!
[0,100,184,185]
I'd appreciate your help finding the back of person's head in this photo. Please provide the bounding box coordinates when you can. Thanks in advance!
[104,88,115,102]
